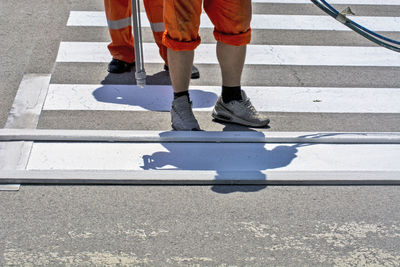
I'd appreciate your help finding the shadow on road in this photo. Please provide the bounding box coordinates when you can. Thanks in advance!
[140,130,301,194]
[92,71,218,111]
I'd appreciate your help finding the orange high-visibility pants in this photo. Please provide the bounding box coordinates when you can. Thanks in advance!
[104,0,168,64]
[163,0,252,51]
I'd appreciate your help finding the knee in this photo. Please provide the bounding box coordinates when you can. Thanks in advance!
[162,0,202,51]
[205,0,252,46]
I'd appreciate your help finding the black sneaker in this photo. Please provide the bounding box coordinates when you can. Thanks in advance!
[108,59,135,73]
[164,65,200,79]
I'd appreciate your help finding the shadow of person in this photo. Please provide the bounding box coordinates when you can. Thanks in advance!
[93,71,218,111]
[211,124,269,193]
[100,68,172,85]
[213,119,271,132]
[140,130,300,194]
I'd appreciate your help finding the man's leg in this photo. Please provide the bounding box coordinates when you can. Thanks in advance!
[143,0,167,64]
[104,0,135,73]
[217,41,247,104]
[217,41,246,87]
[162,0,202,130]
[167,49,200,130]
[205,0,269,127]
[167,49,194,93]
[143,0,200,79]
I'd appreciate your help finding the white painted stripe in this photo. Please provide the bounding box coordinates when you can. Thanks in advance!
[251,15,400,32]
[5,74,51,128]
[252,0,400,5]
[26,142,400,172]
[2,74,50,173]
[68,11,400,32]
[56,42,400,66]
[43,84,400,113]
[0,142,33,170]
[68,12,149,27]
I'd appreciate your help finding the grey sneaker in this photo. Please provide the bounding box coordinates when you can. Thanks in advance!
[171,95,201,131]
[212,90,270,127]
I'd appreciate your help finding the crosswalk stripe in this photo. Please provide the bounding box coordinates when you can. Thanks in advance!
[67,11,400,32]
[252,0,400,5]
[26,141,400,171]
[43,84,400,113]
[56,42,400,67]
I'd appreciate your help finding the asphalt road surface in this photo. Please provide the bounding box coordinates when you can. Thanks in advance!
[1,0,400,265]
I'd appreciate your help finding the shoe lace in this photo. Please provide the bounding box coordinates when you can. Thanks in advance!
[174,101,195,121]
[243,98,258,114]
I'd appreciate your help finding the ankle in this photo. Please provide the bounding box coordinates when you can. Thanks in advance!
[222,86,242,103]
[174,91,190,100]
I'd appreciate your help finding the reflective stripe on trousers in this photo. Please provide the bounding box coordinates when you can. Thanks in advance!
[104,0,168,64]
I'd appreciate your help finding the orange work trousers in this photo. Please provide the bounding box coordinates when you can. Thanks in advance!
[163,0,252,51]
[104,0,168,64]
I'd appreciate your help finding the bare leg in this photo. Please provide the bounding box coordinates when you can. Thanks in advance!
[216,41,246,87]
[167,48,194,93]
[212,41,269,127]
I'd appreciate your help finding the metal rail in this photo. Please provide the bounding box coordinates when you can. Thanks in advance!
[1,129,400,144]
[1,170,400,185]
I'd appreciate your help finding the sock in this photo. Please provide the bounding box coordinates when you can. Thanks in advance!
[174,91,190,100]
[222,86,242,103]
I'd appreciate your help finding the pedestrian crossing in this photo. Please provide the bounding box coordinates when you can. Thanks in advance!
[2,0,400,184]
[53,2,400,117]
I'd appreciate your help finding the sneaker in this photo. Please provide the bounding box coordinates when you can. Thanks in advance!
[164,65,200,79]
[171,95,201,131]
[108,59,134,73]
[212,90,270,127]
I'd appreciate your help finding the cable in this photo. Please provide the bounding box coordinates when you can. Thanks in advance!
[312,0,400,52]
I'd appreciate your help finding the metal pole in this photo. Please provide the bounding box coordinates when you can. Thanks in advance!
[131,0,146,87]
